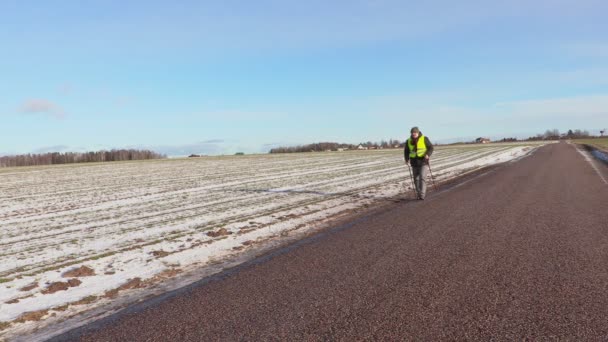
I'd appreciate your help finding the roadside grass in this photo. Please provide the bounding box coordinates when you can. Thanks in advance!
[574,137,608,151]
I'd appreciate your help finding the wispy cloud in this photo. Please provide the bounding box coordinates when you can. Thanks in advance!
[544,67,608,87]
[564,42,608,58]
[260,142,296,152]
[19,99,66,119]
[495,94,608,118]
[144,140,236,156]
[365,91,608,139]
[112,96,134,107]
[201,110,285,122]
[57,83,73,96]
[412,95,608,128]
[32,145,71,153]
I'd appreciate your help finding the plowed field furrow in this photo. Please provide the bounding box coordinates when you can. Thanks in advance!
[0,148,480,199]
[1,169,411,276]
[0,155,394,209]
[3,150,481,246]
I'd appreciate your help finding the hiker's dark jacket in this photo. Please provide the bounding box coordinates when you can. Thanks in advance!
[404,134,434,167]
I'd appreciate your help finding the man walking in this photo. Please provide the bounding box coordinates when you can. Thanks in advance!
[404,126,434,200]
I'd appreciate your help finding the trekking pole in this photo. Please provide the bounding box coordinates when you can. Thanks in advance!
[406,163,419,199]
[426,160,438,191]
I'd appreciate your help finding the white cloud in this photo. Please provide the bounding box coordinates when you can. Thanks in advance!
[544,67,608,87]
[363,91,608,140]
[57,83,73,95]
[369,89,608,121]
[564,42,608,58]
[32,145,71,153]
[19,99,66,119]
[409,95,608,129]
[495,94,608,118]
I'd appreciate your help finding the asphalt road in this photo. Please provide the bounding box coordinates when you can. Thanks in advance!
[56,142,608,341]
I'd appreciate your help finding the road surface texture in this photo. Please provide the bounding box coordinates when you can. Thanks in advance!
[55,142,608,341]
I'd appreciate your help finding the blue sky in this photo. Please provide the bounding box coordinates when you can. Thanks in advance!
[2,0,608,156]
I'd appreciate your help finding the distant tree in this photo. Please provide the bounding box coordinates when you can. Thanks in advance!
[567,129,591,138]
[544,129,560,140]
[270,139,404,153]
[0,149,165,168]
[525,134,545,141]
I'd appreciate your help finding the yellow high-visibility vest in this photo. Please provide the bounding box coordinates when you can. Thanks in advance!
[408,135,427,158]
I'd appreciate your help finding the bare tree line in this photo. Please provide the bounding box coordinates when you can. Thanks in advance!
[527,129,593,141]
[0,149,166,168]
[269,139,404,154]
[271,129,603,153]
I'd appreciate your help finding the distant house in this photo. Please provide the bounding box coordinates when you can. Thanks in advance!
[475,137,491,144]
[357,144,368,150]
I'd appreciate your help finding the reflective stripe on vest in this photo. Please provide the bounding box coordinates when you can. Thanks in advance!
[408,135,427,158]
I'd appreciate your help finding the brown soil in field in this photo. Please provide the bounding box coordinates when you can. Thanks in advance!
[19,282,39,292]
[206,228,231,237]
[62,266,96,278]
[67,279,82,287]
[150,250,170,258]
[52,142,608,341]
[42,279,81,294]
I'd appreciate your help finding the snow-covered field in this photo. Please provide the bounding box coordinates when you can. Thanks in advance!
[0,142,546,339]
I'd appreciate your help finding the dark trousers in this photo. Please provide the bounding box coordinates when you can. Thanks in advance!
[412,164,427,199]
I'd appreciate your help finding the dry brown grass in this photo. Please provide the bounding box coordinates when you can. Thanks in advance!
[15,309,49,323]
[0,321,11,331]
[104,277,143,299]
[73,295,98,306]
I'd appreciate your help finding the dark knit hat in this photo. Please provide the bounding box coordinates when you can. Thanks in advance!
[410,126,420,133]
